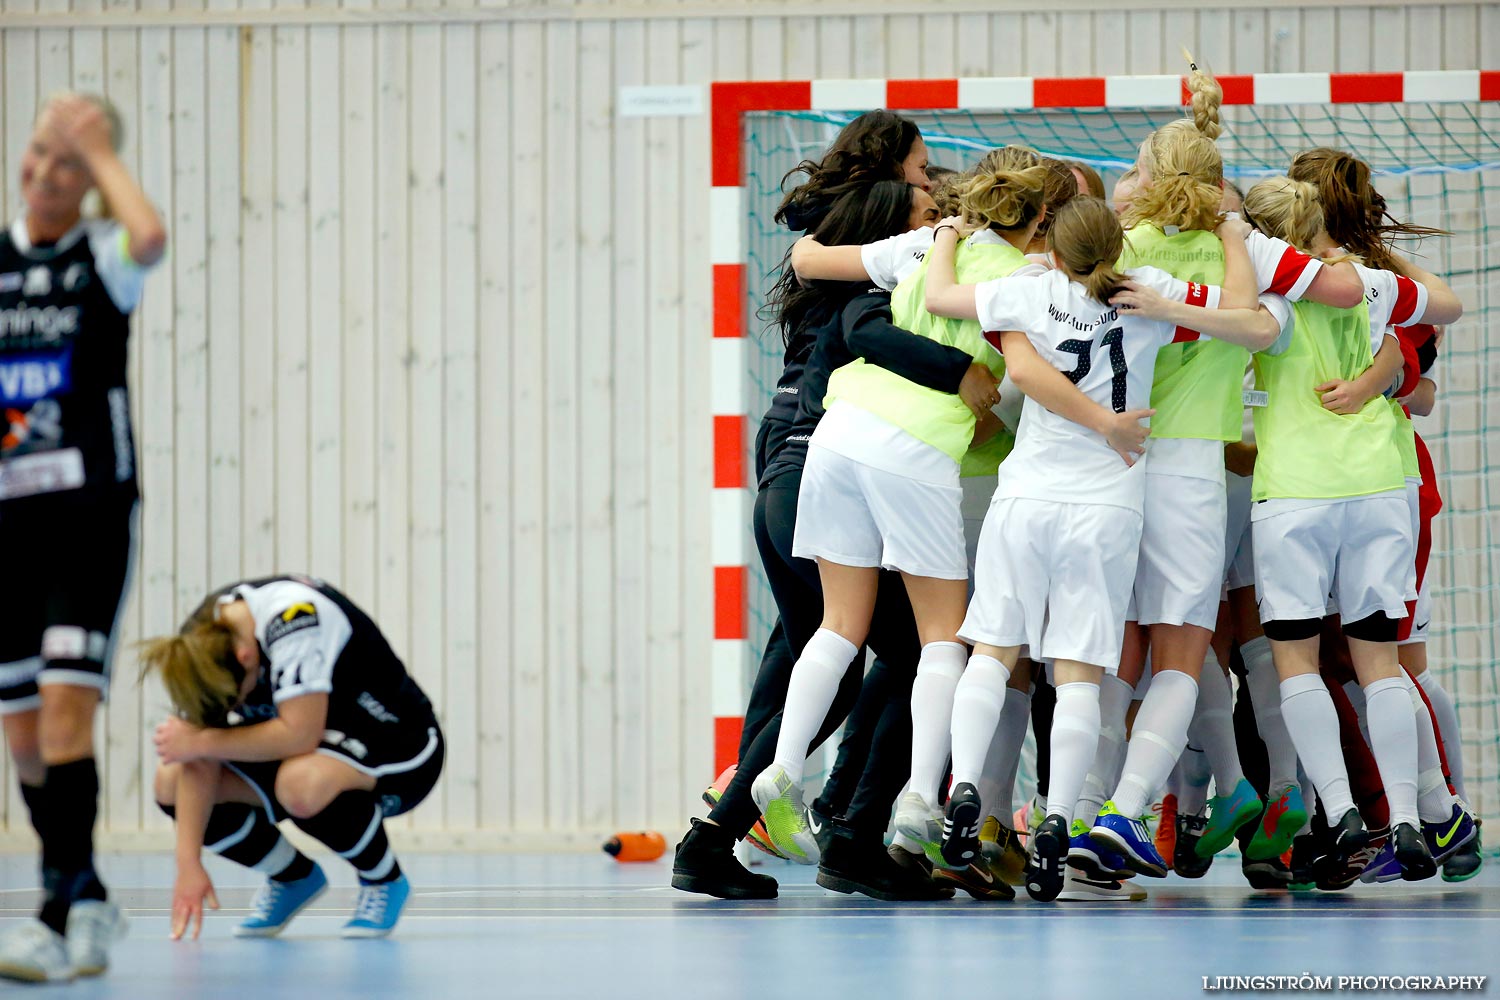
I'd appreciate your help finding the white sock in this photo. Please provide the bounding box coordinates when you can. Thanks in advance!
[1280,674,1355,819]
[769,628,859,784]
[1112,669,1199,818]
[1190,653,1245,793]
[1415,669,1468,802]
[1242,635,1299,793]
[1177,743,1212,816]
[907,642,967,804]
[1077,674,1132,825]
[984,688,1031,822]
[951,655,1011,791]
[1364,676,1421,829]
[1044,682,1101,826]
[1404,673,1457,822]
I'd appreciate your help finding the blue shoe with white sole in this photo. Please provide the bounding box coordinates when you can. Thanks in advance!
[1090,801,1168,878]
[235,865,329,938]
[343,874,411,939]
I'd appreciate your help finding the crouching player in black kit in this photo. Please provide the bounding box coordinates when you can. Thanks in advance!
[142,576,445,941]
[0,93,165,983]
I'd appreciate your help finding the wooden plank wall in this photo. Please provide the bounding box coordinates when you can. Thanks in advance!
[0,1,1494,842]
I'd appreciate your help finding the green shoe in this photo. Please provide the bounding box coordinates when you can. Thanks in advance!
[895,791,955,869]
[1197,778,1264,859]
[748,766,819,865]
[1246,784,1307,861]
[1442,829,1483,883]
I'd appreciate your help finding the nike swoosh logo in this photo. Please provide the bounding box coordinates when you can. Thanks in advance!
[807,814,823,835]
[1436,815,1465,848]
[971,865,994,884]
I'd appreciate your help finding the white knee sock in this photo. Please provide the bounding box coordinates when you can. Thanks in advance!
[1111,669,1199,818]
[1043,682,1101,826]
[1364,676,1420,829]
[1076,674,1133,825]
[1189,653,1246,794]
[769,628,859,784]
[1177,742,1212,816]
[1242,635,1299,793]
[907,642,968,804]
[984,688,1031,822]
[951,654,1012,792]
[1279,674,1355,819]
[1415,669,1468,802]
[1404,673,1457,822]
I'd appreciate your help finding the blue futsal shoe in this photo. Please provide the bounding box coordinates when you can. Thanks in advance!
[1067,819,1131,880]
[1424,803,1477,865]
[1090,802,1168,878]
[235,865,329,938]
[343,874,412,939]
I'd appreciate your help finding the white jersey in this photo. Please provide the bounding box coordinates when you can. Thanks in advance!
[859,227,936,290]
[226,578,352,704]
[1244,228,1325,302]
[1352,261,1429,352]
[974,266,1221,512]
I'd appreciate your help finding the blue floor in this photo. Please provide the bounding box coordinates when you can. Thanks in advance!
[0,850,1495,998]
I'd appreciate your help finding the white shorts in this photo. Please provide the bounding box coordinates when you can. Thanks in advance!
[1223,471,1255,593]
[961,475,997,592]
[960,497,1141,670]
[1253,493,1413,625]
[793,443,968,580]
[1399,575,1432,646]
[1135,472,1227,630]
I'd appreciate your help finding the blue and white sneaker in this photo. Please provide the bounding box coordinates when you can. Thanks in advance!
[235,865,329,938]
[1068,819,1131,880]
[1359,838,1405,884]
[1423,803,1477,865]
[1090,801,1168,878]
[343,874,411,939]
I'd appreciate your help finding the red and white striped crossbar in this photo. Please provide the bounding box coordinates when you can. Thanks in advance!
[706,69,1500,774]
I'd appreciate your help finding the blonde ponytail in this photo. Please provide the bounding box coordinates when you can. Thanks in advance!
[957,145,1049,235]
[1122,119,1225,233]
[1242,176,1357,264]
[1050,196,1130,304]
[139,617,242,727]
[1181,48,1224,141]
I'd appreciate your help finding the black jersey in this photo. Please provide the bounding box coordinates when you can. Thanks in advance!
[215,575,437,769]
[759,289,972,487]
[0,218,145,503]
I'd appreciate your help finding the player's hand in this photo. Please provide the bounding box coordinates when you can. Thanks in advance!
[933,214,969,239]
[171,861,220,941]
[40,93,116,163]
[958,363,1001,419]
[1103,408,1154,467]
[1315,379,1367,415]
[1110,281,1173,320]
[154,716,204,764]
[1215,216,1252,243]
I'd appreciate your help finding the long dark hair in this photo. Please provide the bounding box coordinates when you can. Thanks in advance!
[765,179,917,345]
[1288,147,1449,271]
[775,110,922,233]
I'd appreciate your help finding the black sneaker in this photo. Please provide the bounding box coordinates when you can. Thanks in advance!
[1025,814,1070,902]
[1288,832,1323,890]
[940,782,984,869]
[807,803,841,858]
[1173,814,1213,879]
[1242,851,1292,890]
[670,819,778,899]
[1328,808,1370,863]
[1392,822,1437,882]
[817,836,954,901]
[1318,825,1386,892]
[1443,828,1483,882]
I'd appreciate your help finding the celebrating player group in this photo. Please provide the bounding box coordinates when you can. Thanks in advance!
[672,55,1481,906]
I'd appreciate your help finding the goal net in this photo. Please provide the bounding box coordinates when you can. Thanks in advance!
[737,98,1500,824]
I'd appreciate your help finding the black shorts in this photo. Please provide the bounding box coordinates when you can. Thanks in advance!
[227,724,445,822]
[0,490,138,714]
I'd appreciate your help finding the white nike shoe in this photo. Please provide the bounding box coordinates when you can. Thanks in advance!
[0,920,74,983]
[66,900,128,977]
[749,765,819,865]
[1057,871,1148,902]
[895,792,948,868]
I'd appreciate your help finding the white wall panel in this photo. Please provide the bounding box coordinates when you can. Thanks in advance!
[0,1,1493,841]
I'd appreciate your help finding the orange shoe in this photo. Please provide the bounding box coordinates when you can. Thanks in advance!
[1155,793,1178,871]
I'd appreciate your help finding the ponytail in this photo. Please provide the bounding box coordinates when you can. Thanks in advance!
[958,145,1049,234]
[1242,176,1359,265]
[1182,48,1224,141]
[139,615,243,728]
[1049,196,1130,304]
[1288,147,1449,271]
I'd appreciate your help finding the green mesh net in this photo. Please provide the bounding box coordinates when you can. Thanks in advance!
[740,103,1500,824]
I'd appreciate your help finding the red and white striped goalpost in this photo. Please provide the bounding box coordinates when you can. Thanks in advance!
[707,70,1500,778]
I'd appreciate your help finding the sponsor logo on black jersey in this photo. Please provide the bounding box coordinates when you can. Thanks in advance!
[0,273,20,294]
[0,350,72,406]
[265,602,319,645]
[22,267,50,297]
